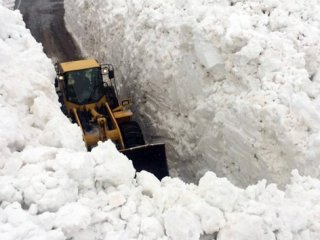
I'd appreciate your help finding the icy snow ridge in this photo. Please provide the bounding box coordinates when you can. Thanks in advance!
[65,0,320,187]
[1,3,320,240]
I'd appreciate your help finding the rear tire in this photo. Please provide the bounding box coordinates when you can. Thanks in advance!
[119,121,145,148]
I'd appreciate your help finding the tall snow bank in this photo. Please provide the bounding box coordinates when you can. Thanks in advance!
[65,0,320,187]
[0,4,133,239]
[2,3,320,239]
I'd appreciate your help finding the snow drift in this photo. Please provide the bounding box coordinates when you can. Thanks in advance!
[65,0,320,187]
[2,2,320,240]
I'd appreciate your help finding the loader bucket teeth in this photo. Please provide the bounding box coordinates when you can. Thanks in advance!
[121,144,169,180]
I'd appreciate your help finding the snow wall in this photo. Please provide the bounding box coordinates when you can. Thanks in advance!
[65,0,320,187]
[2,3,320,240]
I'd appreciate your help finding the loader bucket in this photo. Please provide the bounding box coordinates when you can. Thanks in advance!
[121,143,169,180]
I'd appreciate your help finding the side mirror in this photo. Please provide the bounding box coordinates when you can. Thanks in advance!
[108,70,115,79]
[101,64,115,79]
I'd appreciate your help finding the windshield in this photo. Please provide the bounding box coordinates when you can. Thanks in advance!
[65,68,104,104]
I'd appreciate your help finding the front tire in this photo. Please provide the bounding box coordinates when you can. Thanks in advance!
[119,121,145,148]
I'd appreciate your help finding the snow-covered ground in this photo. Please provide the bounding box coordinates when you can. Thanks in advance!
[65,0,320,187]
[2,2,320,240]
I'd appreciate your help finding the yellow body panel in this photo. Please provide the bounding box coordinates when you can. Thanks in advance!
[60,59,100,72]
[113,110,133,119]
[83,134,100,147]
[65,96,128,150]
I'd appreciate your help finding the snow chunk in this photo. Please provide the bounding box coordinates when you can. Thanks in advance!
[17,165,78,212]
[218,213,274,240]
[194,39,224,70]
[92,141,135,186]
[136,170,161,197]
[54,150,94,188]
[164,206,201,240]
[107,191,126,209]
[2,203,65,240]
[189,201,225,234]
[0,177,22,203]
[54,202,91,237]
[198,172,241,212]
[140,216,164,239]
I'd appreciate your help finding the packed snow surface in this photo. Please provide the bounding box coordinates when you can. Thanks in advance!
[65,0,320,187]
[1,2,320,240]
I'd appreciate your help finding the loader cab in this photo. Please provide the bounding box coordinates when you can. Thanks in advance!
[63,67,104,105]
[56,59,119,109]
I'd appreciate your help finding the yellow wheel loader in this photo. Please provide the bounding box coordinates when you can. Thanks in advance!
[55,59,168,179]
